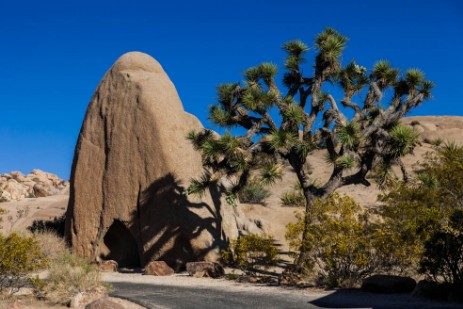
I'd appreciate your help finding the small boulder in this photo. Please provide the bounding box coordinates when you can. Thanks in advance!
[85,298,124,309]
[186,261,224,278]
[99,260,118,272]
[69,292,83,308]
[144,261,175,276]
[33,184,49,197]
[361,274,416,294]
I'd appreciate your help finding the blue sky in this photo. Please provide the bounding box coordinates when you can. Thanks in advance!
[1,0,462,179]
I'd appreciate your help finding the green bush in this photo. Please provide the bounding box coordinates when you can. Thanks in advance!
[0,197,8,203]
[286,194,377,287]
[222,234,278,275]
[419,209,463,284]
[0,233,48,294]
[238,180,271,205]
[376,143,463,275]
[28,215,66,237]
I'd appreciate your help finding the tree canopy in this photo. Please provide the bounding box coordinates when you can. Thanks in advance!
[186,27,433,212]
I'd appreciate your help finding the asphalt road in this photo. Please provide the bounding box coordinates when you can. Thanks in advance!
[107,280,463,309]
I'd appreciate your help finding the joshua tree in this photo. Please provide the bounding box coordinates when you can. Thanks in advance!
[186,28,433,265]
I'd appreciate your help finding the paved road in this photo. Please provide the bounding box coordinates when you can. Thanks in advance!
[104,274,462,309]
[110,281,317,309]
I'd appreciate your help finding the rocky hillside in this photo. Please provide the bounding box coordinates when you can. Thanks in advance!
[0,170,68,201]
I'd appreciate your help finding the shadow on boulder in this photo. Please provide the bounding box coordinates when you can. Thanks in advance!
[99,173,225,271]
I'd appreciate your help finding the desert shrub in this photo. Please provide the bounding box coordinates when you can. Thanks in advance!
[222,234,278,275]
[238,179,271,204]
[430,137,443,147]
[376,143,463,275]
[34,231,67,262]
[410,120,421,126]
[286,194,378,287]
[280,182,305,207]
[419,209,463,284]
[43,250,102,304]
[0,233,48,294]
[0,197,8,203]
[28,215,66,237]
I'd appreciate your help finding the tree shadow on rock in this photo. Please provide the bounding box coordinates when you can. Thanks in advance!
[130,173,224,272]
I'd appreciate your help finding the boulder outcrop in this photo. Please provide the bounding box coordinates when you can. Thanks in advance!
[65,52,259,270]
[0,170,68,201]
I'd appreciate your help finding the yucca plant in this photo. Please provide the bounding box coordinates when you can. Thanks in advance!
[186,27,433,270]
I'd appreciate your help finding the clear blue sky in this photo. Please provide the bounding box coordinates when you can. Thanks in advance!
[1,0,462,179]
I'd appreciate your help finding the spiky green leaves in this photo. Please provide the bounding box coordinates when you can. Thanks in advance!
[371,60,399,89]
[283,40,309,57]
[337,121,362,150]
[325,153,356,169]
[336,154,356,169]
[260,162,283,185]
[243,63,278,88]
[389,124,419,157]
[339,61,369,96]
[269,129,297,152]
[315,28,348,63]
[242,88,275,112]
[185,171,215,197]
[217,83,238,107]
[218,131,241,156]
[282,40,309,72]
[405,69,425,89]
[393,68,434,99]
[283,103,304,126]
[209,105,230,126]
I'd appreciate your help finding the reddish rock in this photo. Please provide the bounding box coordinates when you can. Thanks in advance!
[99,260,118,272]
[144,261,175,276]
[186,261,224,278]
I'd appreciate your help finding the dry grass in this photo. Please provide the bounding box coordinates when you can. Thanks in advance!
[33,230,67,261]
[33,231,106,306]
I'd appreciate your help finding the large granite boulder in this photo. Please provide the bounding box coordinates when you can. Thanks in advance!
[65,52,259,270]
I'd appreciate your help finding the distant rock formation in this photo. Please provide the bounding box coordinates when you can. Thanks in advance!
[403,116,463,145]
[0,170,69,201]
[65,52,260,270]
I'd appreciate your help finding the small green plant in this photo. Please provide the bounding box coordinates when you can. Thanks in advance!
[280,182,305,207]
[28,215,66,237]
[222,234,278,275]
[410,120,421,126]
[0,196,8,203]
[238,179,271,205]
[0,233,48,294]
[26,192,36,199]
[430,137,443,147]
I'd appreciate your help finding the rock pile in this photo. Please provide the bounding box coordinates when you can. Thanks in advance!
[0,170,69,201]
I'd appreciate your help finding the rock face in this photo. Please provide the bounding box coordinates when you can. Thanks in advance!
[0,170,69,201]
[65,52,259,270]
